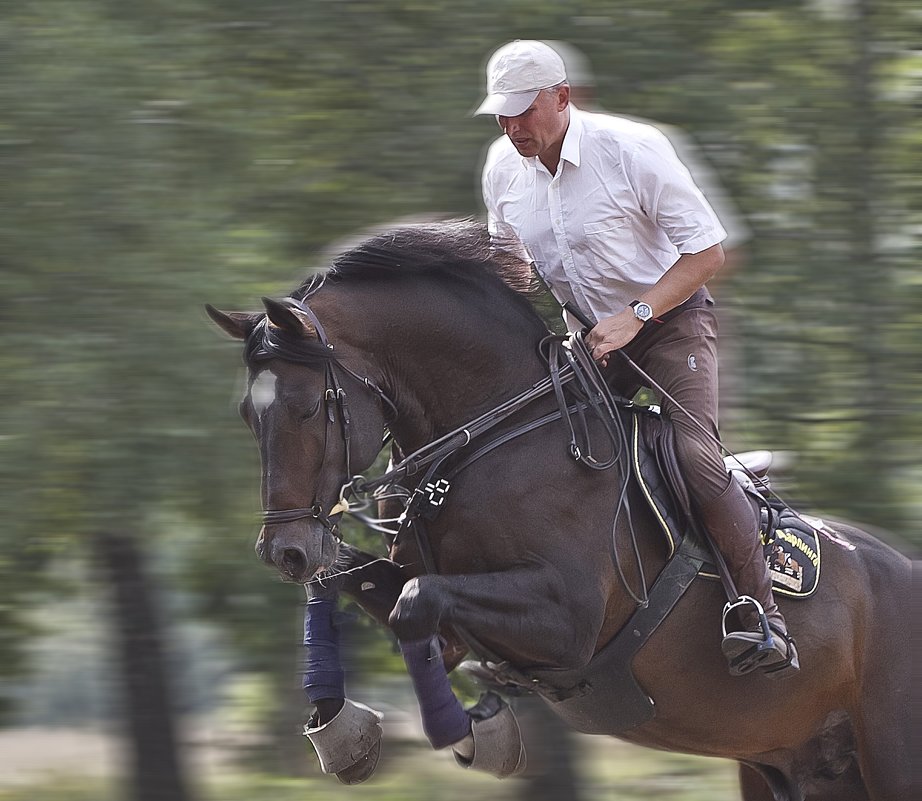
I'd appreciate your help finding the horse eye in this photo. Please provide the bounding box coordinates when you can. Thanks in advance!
[299,397,323,423]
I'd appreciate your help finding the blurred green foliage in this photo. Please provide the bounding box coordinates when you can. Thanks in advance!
[0,0,918,750]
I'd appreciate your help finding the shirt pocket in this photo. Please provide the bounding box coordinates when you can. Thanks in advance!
[582,217,637,269]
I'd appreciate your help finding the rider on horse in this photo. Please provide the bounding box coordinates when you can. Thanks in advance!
[477,40,798,677]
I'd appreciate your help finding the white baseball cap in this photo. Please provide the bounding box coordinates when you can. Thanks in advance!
[475,40,568,117]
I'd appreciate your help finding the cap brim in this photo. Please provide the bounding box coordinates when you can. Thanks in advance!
[474,90,540,117]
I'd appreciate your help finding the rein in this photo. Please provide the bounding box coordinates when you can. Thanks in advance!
[354,335,630,498]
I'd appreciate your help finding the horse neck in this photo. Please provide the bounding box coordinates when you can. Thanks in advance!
[327,282,549,452]
[395,323,548,451]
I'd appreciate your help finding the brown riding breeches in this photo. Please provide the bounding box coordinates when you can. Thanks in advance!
[605,292,731,507]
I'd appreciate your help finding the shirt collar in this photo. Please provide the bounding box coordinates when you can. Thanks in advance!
[521,105,583,171]
[559,106,583,168]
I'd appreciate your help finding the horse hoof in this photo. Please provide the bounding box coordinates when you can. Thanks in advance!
[335,738,382,785]
[303,698,384,779]
[452,692,526,778]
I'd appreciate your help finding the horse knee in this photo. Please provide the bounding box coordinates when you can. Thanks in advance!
[335,545,406,627]
[388,577,446,641]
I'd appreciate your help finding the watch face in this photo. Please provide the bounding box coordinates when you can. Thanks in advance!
[633,302,653,321]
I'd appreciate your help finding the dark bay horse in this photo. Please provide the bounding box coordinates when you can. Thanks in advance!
[207,221,912,800]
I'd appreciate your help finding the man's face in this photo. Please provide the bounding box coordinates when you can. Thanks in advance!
[498,85,570,162]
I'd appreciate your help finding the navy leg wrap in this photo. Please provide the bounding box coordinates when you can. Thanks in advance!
[302,598,345,703]
[400,636,471,749]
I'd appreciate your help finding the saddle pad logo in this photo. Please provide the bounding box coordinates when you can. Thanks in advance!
[687,354,698,372]
[762,523,820,597]
[768,541,806,591]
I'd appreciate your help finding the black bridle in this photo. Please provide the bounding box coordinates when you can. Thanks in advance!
[249,289,397,537]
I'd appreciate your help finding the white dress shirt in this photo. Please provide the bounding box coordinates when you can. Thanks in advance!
[482,107,727,324]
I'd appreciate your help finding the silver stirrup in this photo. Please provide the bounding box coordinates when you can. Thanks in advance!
[722,595,772,642]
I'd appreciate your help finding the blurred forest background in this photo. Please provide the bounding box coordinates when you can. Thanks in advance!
[1,0,919,799]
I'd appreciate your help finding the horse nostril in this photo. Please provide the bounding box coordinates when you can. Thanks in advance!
[280,546,308,578]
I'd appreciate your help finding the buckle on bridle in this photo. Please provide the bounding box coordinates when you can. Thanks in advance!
[329,475,366,517]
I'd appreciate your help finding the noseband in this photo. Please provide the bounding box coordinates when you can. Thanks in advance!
[251,289,397,537]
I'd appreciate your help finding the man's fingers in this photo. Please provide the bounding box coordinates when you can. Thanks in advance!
[591,343,614,362]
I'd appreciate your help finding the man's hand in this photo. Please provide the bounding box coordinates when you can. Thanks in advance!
[586,310,643,367]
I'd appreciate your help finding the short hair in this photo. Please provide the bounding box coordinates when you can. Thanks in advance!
[541,82,569,97]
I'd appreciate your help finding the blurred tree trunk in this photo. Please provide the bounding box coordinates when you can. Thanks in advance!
[848,0,898,527]
[515,695,585,801]
[94,530,192,801]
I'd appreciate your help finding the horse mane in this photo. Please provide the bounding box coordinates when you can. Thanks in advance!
[246,219,548,370]
[296,218,540,303]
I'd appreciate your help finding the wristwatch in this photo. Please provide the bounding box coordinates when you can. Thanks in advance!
[630,300,654,324]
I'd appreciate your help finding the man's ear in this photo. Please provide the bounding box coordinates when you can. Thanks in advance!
[557,84,570,112]
[205,305,261,340]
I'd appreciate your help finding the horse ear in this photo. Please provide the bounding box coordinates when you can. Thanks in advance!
[205,305,260,340]
[262,297,316,336]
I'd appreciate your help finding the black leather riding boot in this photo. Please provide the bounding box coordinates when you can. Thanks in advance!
[699,480,800,678]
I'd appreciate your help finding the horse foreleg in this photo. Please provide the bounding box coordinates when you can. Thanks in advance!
[389,566,604,669]
[299,589,383,784]
[396,633,527,778]
[326,541,408,627]
[387,565,595,780]
[302,543,403,723]
[300,543,410,785]
[306,543,499,778]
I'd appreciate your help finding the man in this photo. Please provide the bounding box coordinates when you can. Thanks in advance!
[476,39,798,677]
[548,40,751,438]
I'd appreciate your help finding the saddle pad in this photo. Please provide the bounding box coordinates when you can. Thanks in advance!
[701,510,821,599]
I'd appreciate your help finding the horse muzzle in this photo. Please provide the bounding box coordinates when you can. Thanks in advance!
[258,523,339,584]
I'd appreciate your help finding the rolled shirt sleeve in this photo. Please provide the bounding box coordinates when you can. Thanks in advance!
[623,128,726,255]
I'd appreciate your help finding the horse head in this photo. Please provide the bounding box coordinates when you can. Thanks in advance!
[207,295,390,583]
[209,220,549,583]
